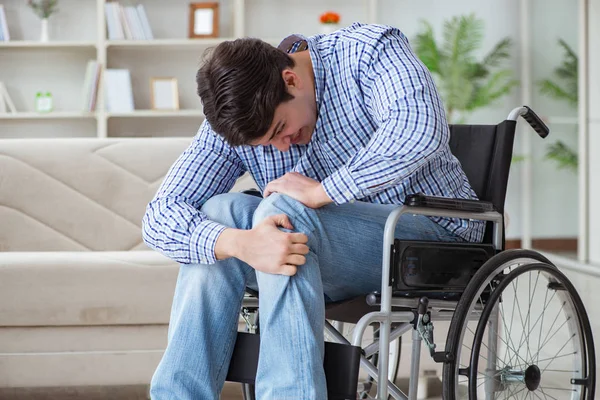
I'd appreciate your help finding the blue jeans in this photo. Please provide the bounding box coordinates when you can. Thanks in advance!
[150,193,462,400]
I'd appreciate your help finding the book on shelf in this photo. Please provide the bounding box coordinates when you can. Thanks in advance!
[104,69,135,112]
[81,60,102,112]
[0,82,17,113]
[105,2,154,40]
[0,5,10,42]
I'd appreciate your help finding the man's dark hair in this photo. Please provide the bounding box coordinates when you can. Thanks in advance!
[196,38,295,146]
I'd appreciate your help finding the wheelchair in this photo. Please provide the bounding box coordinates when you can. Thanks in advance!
[225,106,596,399]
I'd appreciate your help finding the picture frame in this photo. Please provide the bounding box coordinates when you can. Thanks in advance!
[189,2,219,39]
[150,77,180,110]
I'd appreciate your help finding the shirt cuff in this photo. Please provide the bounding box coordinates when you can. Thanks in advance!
[189,220,229,265]
[321,166,364,204]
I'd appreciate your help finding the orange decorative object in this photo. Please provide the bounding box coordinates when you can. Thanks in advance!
[319,11,340,24]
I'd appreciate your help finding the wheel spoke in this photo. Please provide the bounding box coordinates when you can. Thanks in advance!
[540,337,576,376]
[499,290,526,368]
[481,313,530,368]
[535,301,567,357]
[532,317,571,363]
[538,386,560,400]
[539,386,577,391]
[510,289,558,363]
[537,286,551,365]
[508,385,528,399]
[531,390,545,400]
[511,277,530,367]
[537,350,577,367]
[466,325,506,369]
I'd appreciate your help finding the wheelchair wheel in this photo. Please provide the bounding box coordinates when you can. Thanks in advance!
[442,250,596,399]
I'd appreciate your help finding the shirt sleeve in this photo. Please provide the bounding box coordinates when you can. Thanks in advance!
[321,28,449,204]
[142,120,246,265]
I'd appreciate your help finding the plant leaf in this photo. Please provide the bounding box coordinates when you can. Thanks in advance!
[536,39,578,108]
[443,14,482,66]
[413,21,441,74]
[481,38,512,69]
[545,141,578,171]
[468,70,518,110]
[538,79,577,107]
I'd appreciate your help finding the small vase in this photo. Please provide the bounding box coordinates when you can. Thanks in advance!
[40,19,49,42]
[320,23,339,35]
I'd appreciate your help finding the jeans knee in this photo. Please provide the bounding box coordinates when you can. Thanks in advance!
[252,194,312,228]
[200,192,260,229]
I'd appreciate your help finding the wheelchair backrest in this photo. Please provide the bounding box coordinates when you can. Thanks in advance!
[448,120,517,216]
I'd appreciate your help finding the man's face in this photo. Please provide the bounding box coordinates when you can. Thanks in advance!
[251,69,317,152]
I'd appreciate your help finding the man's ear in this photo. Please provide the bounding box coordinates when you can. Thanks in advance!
[282,69,299,89]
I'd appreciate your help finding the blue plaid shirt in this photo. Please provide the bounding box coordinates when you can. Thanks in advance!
[143,23,485,265]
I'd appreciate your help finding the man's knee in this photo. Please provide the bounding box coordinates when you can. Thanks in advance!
[200,192,260,229]
[252,193,313,228]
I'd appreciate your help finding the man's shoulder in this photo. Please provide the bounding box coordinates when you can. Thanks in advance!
[308,23,409,65]
[317,23,406,47]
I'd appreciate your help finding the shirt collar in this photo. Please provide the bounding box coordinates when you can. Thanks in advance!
[277,34,325,116]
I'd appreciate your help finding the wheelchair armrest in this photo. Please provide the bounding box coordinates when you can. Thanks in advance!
[404,193,496,213]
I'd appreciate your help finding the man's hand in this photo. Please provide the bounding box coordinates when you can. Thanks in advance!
[264,172,333,209]
[234,214,309,276]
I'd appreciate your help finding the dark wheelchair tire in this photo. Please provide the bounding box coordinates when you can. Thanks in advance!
[442,249,596,399]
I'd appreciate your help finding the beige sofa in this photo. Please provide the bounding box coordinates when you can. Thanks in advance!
[0,138,255,389]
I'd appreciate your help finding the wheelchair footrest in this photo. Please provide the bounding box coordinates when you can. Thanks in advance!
[226,332,362,400]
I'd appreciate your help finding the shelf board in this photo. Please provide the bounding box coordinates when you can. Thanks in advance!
[106,38,234,50]
[0,112,96,120]
[106,110,204,118]
[0,41,97,49]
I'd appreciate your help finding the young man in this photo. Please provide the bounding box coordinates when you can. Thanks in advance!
[142,23,484,400]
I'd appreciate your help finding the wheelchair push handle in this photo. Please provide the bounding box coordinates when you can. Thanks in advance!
[508,106,550,138]
[522,106,550,138]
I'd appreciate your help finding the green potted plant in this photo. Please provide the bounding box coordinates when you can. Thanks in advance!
[413,14,518,123]
[537,39,578,172]
[27,0,58,42]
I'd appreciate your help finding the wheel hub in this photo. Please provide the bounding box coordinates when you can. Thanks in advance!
[524,365,541,391]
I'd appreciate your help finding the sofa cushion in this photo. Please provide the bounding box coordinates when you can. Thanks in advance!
[0,251,179,326]
[0,138,256,251]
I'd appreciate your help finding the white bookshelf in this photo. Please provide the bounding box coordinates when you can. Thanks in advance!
[106,110,204,118]
[0,41,97,49]
[0,112,96,120]
[105,38,233,49]
[0,0,378,138]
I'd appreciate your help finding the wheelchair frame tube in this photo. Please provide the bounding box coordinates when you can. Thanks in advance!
[507,106,528,121]
[409,329,423,400]
[376,205,503,400]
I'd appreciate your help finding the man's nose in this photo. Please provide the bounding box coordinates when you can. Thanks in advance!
[276,136,291,151]
[274,141,290,152]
